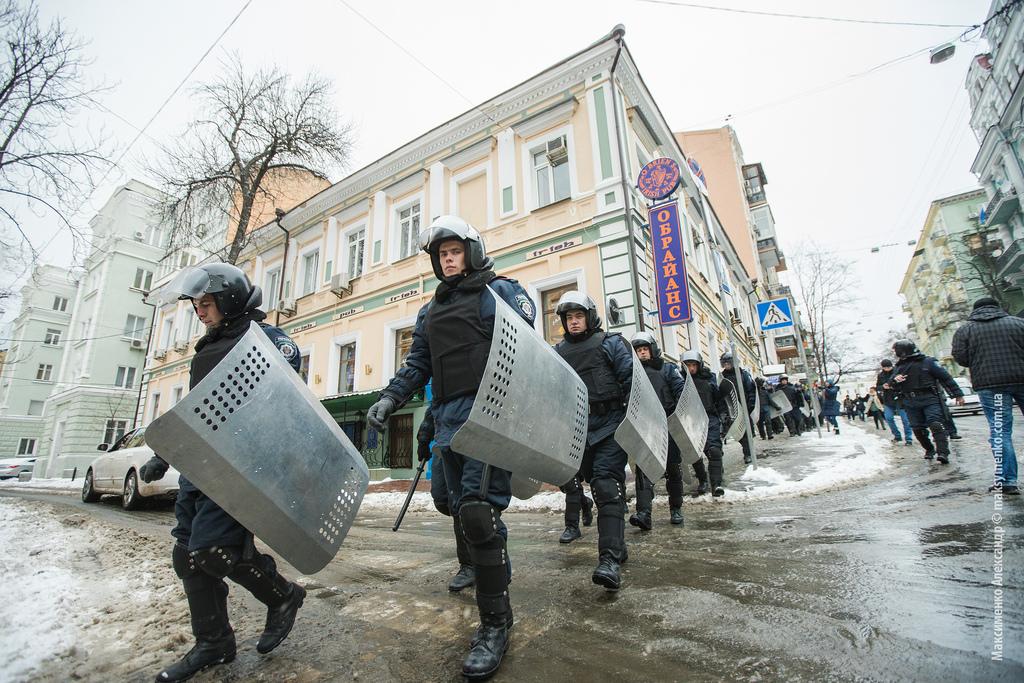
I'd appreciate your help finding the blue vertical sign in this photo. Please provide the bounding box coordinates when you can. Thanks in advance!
[648,201,692,325]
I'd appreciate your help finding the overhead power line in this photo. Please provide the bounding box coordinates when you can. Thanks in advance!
[635,0,979,29]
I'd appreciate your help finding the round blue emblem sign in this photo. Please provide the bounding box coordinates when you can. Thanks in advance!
[637,157,681,201]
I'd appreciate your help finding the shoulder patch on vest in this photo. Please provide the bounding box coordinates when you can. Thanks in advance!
[514,293,535,319]
[277,339,298,360]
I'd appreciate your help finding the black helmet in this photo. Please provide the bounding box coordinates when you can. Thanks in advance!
[556,291,602,332]
[630,331,660,358]
[419,215,491,281]
[148,262,261,319]
[892,339,918,359]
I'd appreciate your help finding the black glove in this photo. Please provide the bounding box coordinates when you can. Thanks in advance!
[367,396,396,433]
[417,441,432,463]
[140,456,169,483]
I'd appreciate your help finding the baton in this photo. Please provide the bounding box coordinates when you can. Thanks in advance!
[392,445,434,532]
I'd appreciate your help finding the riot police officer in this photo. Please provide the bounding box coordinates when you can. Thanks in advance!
[557,470,594,543]
[628,331,687,527]
[417,405,475,592]
[140,263,306,683]
[554,291,633,590]
[719,353,756,464]
[777,375,805,436]
[889,340,964,463]
[365,216,535,680]
[681,350,726,496]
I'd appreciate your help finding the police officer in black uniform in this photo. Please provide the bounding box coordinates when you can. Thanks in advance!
[417,405,475,592]
[365,216,535,680]
[553,291,633,590]
[719,353,757,464]
[557,470,594,543]
[139,263,306,683]
[889,340,964,463]
[628,331,687,528]
[777,375,805,436]
[681,350,727,496]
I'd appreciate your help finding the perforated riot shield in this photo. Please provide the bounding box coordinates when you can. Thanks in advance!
[811,391,822,417]
[146,322,370,575]
[668,371,708,466]
[721,376,747,443]
[614,347,669,481]
[511,473,542,500]
[768,390,792,419]
[450,287,587,487]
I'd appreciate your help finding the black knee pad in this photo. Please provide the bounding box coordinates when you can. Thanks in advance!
[459,500,499,545]
[192,545,243,579]
[705,446,723,462]
[432,498,452,517]
[591,477,621,506]
[172,542,201,579]
[666,463,682,482]
[928,422,947,436]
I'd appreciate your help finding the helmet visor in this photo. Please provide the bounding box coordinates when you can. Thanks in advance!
[419,224,475,253]
[555,291,596,315]
[144,267,228,306]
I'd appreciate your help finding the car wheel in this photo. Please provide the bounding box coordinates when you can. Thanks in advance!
[82,469,101,503]
[122,470,143,510]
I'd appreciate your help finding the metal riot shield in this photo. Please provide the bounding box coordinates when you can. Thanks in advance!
[145,322,370,575]
[450,287,587,487]
[667,370,708,466]
[720,377,747,443]
[511,473,542,500]
[800,405,811,417]
[768,391,792,419]
[810,391,822,417]
[750,389,760,424]
[614,346,669,481]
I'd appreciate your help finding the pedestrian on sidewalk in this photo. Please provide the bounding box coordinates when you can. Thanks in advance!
[867,388,886,429]
[952,296,1024,495]
[843,395,855,422]
[821,380,841,434]
[877,359,913,445]
[854,394,867,421]
[890,340,964,465]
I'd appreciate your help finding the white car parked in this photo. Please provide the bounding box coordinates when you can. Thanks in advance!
[82,426,180,509]
[0,457,36,479]
[947,377,983,416]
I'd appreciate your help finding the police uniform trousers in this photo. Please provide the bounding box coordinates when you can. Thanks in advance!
[704,416,725,488]
[635,439,684,515]
[559,470,591,529]
[430,449,473,570]
[578,434,629,563]
[902,393,950,456]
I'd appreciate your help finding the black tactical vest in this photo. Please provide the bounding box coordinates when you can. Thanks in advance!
[556,332,623,402]
[692,371,716,414]
[425,289,492,403]
[643,363,675,414]
[896,356,933,392]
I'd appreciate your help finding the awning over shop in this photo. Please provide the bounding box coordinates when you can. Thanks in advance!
[321,389,425,422]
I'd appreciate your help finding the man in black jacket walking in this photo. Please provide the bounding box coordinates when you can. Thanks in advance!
[952,297,1024,494]
[890,340,964,464]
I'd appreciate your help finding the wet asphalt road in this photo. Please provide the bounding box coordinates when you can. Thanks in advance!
[4,415,1022,682]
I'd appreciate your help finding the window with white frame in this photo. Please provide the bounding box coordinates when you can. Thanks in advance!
[160,315,174,349]
[540,283,577,344]
[114,366,137,389]
[43,328,61,346]
[396,202,421,260]
[394,326,415,370]
[36,364,53,381]
[337,342,356,393]
[17,438,36,455]
[264,268,281,309]
[27,400,44,416]
[124,314,146,340]
[104,419,128,445]
[301,249,320,296]
[531,135,571,208]
[299,352,311,384]
[52,296,68,312]
[133,268,154,291]
[144,224,163,247]
[149,392,161,422]
[172,386,183,405]
[346,228,366,278]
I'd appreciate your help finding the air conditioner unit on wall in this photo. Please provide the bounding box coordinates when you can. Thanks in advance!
[545,136,568,165]
[133,230,145,241]
[278,298,297,317]
[174,341,188,353]
[330,272,351,298]
[153,350,167,360]
[130,339,144,350]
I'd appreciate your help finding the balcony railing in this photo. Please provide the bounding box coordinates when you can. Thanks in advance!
[984,189,1020,227]
[996,237,1024,280]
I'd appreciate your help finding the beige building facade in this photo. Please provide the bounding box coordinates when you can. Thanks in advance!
[140,28,766,479]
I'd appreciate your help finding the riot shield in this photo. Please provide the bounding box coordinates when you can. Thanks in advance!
[721,376,748,443]
[768,390,792,419]
[799,405,811,417]
[667,371,708,466]
[810,391,822,417]
[146,322,370,575]
[750,390,760,424]
[450,287,588,487]
[511,473,542,500]
[614,347,669,481]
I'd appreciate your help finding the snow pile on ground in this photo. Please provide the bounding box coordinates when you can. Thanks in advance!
[357,489,566,514]
[699,423,893,504]
[0,477,83,493]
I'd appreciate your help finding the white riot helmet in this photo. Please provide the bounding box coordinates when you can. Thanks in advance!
[630,331,660,359]
[419,215,491,281]
[555,291,602,332]
[681,349,703,367]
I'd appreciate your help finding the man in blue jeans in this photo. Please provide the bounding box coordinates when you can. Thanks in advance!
[952,297,1024,495]
[876,359,913,445]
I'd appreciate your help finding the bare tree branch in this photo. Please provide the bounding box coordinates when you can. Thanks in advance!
[148,55,353,263]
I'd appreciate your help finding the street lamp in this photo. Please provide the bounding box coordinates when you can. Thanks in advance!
[930,43,956,65]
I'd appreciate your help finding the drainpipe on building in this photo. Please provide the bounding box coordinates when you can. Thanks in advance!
[609,25,646,331]
[274,208,290,328]
[133,298,157,429]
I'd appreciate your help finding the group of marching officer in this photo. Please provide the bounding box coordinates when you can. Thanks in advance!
[140,215,765,683]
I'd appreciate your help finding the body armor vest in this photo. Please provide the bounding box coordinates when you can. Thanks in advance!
[556,332,622,403]
[896,356,933,392]
[425,289,492,402]
[692,370,716,414]
[643,362,676,414]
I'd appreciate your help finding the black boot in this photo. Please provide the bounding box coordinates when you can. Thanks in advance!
[256,583,306,654]
[157,575,235,682]
[628,511,652,531]
[559,525,582,543]
[666,463,684,511]
[692,459,709,496]
[591,477,627,591]
[462,536,512,681]
[913,427,935,459]
[592,555,622,591]
[449,517,476,591]
[707,447,725,497]
[581,494,594,527]
[929,421,950,464]
[670,507,684,525]
[630,469,654,530]
[224,543,304,655]
[560,477,583,531]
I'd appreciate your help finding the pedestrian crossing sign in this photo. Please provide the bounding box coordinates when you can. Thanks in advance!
[756,297,794,331]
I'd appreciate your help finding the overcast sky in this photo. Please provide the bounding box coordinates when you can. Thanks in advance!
[7,0,992,359]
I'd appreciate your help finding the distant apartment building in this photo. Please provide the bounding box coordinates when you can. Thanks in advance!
[141,28,767,479]
[966,0,1024,311]
[33,181,167,477]
[0,265,78,458]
